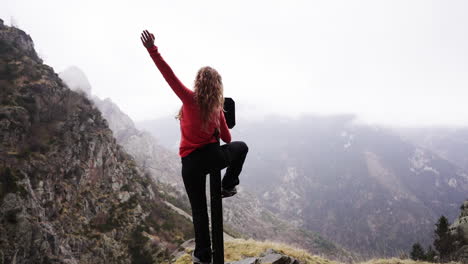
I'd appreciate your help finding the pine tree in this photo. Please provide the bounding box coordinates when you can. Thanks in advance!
[425,246,436,262]
[433,215,456,261]
[410,243,426,261]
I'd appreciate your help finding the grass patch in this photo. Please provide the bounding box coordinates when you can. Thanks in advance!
[128,225,152,264]
[174,238,340,264]
[173,239,451,264]
[360,258,441,264]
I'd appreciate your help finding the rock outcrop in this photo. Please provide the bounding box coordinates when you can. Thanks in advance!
[0,19,193,263]
[451,200,468,264]
[59,66,191,213]
[454,245,468,264]
[91,96,183,189]
[450,200,468,242]
[227,249,300,264]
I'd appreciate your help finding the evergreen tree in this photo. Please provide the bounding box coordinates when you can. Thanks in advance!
[410,243,426,261]
[425,246,436,262]
[433,215,456,260]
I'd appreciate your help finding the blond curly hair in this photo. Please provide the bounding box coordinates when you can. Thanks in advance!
[177,66,224,130]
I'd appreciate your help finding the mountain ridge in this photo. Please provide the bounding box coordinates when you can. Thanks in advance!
[0,19,194,263]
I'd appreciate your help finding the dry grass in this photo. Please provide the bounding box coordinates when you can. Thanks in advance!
[173,238,339,264]
[172,239,462,264]
[360,259,460,264]
[173,254,193,264]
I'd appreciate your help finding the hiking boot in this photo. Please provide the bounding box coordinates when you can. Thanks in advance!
[192,251,211,264]
[221,186,237,198]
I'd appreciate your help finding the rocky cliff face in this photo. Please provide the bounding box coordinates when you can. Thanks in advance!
[0,19,193,263]
[59,66,185,192]
[92,97,184,191]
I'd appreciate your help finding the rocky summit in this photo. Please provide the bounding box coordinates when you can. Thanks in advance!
[0,20,193,263]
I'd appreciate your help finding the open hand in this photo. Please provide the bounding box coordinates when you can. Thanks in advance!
[141,30,155,49]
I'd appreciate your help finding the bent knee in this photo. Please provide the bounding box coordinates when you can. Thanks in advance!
[238,141,249,153]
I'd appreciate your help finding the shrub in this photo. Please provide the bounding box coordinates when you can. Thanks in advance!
[410,243,426,261]
[128,225,154,264]
[434,215,458,260]
[0,167,27,201]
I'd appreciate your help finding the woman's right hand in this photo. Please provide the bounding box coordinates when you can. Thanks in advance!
[140,29,155,49]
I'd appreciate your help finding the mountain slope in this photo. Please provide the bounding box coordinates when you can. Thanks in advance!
[139,115,468,257]
[238,115,468,256]
[0,19,193,263]
[395,127,468,172]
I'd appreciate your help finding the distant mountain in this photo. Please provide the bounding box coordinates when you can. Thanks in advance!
[59,66,183,184]
[59,65,92,95]
[0,20,193,263]
[137,116,180,151]
[241,115,468,256]
[395,127,468,172]
[140,115,468,257]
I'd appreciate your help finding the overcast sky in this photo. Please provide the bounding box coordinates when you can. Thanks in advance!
[2,0,468,126]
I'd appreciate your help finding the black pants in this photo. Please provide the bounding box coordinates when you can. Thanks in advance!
[181,141,248,262]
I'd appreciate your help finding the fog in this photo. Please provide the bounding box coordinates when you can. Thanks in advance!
[2,0,468,126]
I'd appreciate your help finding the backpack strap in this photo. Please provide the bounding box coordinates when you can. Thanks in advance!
[213,128,220,142]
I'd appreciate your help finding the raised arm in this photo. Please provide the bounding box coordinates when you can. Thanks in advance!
[141,30,193,103]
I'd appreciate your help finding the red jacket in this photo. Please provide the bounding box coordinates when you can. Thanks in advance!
[146,45,231,157]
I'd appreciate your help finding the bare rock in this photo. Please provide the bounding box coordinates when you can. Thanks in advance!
[225,249,300,264]
[455,245,468,264]
[227,257,259,264]
[259,249,299,264]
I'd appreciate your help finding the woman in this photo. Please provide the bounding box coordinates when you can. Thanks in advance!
[140,30,248,263]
